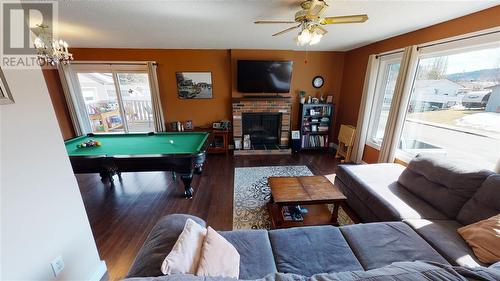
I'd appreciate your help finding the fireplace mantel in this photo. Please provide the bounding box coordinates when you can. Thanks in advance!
[232,96,292,102]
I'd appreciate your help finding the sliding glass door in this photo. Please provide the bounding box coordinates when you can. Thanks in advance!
[77,72,125,133]
[71,65,155,133]
[396,44,500,169]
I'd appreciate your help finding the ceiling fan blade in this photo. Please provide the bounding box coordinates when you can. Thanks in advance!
[320,14,369,25]
[315,25,328,35]
[254,20,297,24]
[272,24,301,36]
[307,0,328,18]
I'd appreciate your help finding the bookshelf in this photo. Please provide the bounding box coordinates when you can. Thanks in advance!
[299,103,334,150]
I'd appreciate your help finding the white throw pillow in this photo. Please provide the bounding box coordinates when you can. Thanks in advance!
[161,219,207,275]
[196,226,240,278]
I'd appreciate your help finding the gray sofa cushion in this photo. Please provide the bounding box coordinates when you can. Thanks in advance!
[219,230,277,279]
[398,155,493,218]
[336,164,448,222]
[268,225,363,276]
[340,222,449,270]
[457,174,500,225]
[404,219,486,268]
[123,261,500,281]
[123,261,496,281]
[127,214,206,278]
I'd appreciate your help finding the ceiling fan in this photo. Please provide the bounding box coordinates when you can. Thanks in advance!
[255,0,368,46]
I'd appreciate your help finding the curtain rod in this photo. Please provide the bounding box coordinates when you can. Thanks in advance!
[417,29,500,51]
[375,29,499,58]
[375,50,404,59]
[71,61,157,65]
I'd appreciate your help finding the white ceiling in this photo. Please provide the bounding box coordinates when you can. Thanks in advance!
[55,0,499,51]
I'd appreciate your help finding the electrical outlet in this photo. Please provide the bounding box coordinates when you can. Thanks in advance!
[51,255,65,277]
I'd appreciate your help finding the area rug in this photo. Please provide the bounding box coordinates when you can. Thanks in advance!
[233,165,354,230]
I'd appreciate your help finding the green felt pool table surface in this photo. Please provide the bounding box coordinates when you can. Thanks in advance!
[65,132,209,156]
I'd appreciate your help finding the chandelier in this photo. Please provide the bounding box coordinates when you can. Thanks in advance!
[296,24,324,46]
[32,24,73,66]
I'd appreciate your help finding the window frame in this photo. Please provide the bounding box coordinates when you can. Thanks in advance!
[366,52,403,149]
[67,63,154,134]
[394,36,500,163]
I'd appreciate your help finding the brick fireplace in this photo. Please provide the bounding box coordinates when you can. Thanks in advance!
[232,97,292,153]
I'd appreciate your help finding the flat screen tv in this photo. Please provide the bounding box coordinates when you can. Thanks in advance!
[237,60,293,93]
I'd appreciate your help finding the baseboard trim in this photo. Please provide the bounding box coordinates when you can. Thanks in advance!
[88,260,107,281]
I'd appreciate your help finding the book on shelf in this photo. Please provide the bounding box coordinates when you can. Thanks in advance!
[301,134,329,149]
[307,105,332,117]
[301,103,333,149]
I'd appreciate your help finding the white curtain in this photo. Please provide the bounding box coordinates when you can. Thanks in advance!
[350,55,379,163]
[378,46,420,163]
[147,62,166,132]
[57,63,89,135]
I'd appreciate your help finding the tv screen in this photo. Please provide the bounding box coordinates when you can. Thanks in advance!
[237,60,293,93]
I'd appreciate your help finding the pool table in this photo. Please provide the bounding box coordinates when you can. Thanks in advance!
[64,132,210,198]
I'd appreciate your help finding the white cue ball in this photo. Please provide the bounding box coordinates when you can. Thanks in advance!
[169,140,174,144]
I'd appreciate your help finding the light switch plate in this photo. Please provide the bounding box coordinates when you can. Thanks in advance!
[51,255,65,277]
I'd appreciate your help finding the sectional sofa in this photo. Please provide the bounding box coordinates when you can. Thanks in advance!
[335,154,499,268]
[124,155,499,280]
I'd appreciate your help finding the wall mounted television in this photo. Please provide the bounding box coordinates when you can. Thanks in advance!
[237,60,293,93]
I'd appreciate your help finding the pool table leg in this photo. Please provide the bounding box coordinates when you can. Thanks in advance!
[194,163,203,174]
[99,172,115,186]
[181,173,194,199]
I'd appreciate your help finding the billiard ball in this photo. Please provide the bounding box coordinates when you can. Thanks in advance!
[169,140,174,144]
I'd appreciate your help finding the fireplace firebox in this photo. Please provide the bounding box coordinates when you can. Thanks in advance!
[242,113,282,148]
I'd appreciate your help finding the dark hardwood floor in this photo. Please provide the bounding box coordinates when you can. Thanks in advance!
[77,150,341,280]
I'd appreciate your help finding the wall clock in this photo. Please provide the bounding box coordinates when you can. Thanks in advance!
[312,76,324,88]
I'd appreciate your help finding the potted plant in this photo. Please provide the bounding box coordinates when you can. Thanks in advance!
[299,91,306,104]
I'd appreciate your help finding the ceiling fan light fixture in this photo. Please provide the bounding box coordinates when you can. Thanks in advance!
[297,28,312,46]
[309,32,323,45]
[256,0,368,47]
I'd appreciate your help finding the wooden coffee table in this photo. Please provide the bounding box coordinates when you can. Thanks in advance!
[267,175,349,229]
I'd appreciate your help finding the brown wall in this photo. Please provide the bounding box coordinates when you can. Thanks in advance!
[46,49,232,139]
[45,48,344,141]
[43,69,76,140]
[45,5,499,144]
[338,5,500,160]
[230,49,344,137]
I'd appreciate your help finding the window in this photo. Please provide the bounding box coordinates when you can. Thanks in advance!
[366,54,402,147]
[396,44,500,169]
[117,73,153,132]
[77,72,125,133]
[70,64,156,133]
[81,87,98,102]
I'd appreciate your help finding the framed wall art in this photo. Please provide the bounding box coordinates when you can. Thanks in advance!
[176,72,213,99]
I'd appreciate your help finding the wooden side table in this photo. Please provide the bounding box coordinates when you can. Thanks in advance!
[208,130,229,154]
[267,176,348,229]
[193,127,230,154]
